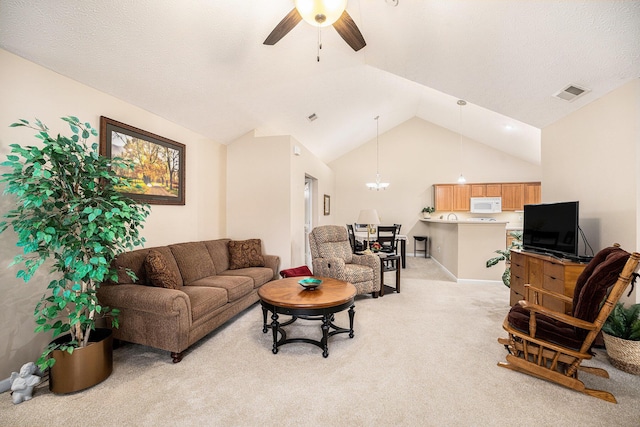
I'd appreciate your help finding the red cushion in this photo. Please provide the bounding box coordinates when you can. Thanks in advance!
[279,266,313,278]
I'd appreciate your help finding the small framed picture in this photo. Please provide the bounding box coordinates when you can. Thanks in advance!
[323,194,330,216]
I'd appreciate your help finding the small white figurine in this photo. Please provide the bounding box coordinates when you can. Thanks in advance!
[9,362,41,404]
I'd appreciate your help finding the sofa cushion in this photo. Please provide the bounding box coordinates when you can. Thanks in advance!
[144,250,180,289]
[204,239,231,274]
[180,286,228,321]
[219,267,275,289]
[170,242,216,285]
[189,275,254,302]
[228,239,265,269]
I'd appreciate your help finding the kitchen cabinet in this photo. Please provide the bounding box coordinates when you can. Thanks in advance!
[486,184,502,197]
[453,185,470,211]
[524,183,541,206]
[434,181,540,211]
[510,250,586,313]
[471,185,485,197]
[501,183,524,211]
[502,182,541,210]
[434,185,453,211]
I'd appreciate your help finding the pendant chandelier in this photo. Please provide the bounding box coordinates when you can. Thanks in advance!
[457,100,467,184]
[366,116,390,190]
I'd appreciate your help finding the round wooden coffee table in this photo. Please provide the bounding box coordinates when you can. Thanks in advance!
[258,277,356,358]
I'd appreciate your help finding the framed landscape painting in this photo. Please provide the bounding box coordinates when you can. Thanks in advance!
[99,116,185,205]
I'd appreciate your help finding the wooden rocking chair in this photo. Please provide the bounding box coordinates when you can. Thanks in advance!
[498,244,640,403]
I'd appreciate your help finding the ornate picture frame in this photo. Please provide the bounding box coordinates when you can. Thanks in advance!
[99,116,185,205]
[324,194,330,216]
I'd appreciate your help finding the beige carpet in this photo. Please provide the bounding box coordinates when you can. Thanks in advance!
[2,257,639,426]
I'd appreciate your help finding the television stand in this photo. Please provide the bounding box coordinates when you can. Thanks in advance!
[510,249,588,313]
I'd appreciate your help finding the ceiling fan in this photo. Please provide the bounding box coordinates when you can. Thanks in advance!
[264,0,366,52]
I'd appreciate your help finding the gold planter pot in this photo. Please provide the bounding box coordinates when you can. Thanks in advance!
[49,328,113,394]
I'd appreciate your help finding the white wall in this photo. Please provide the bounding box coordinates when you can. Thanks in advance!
[329,117,542,250]
[290,142,335,267]
[542,78,640,303]
[0,49,226,378]
[227,132,334,270]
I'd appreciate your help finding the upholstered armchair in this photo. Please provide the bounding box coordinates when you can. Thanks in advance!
[309,225,380,297]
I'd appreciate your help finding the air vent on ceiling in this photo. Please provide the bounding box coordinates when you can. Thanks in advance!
[553,84,590,102]
[307,113,318,122]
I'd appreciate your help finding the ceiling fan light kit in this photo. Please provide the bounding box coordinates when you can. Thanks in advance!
[264,0,366,52]
[295,0,347,27]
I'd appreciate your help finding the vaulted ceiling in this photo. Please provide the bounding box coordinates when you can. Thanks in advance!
[1,1,639,164]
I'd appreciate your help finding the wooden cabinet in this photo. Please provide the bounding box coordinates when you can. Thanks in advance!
[501,182,541,210]
[524,183,541,206]
[510,250,586,313]
[434,181,540,212]
[471,184,485,197]
[453,185,470,211]
[471,183,502,198]
[501,183,524,211]
[486,184,502,197]
[434,185,453,211]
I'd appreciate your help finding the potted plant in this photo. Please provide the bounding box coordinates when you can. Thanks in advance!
[0,117,150,393]
[421,206,435,219]
[601,302,640,375]
[486,230,523,287]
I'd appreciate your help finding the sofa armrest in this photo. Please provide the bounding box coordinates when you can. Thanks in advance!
[98,284,191,315]
[97,283,192,353]
[263,254,281,280]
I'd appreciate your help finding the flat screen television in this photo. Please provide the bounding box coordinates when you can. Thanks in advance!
[522,201,579,259]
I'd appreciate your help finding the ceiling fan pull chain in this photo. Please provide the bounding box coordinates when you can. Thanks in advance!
[317,26,322,62]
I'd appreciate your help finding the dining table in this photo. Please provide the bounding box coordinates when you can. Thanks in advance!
[354,231,407,268]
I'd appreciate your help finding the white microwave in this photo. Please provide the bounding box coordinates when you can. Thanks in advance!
[470,197,502,213]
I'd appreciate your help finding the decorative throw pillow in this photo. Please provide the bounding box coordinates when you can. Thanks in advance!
[228,239,265,270]
[144,249,180,289]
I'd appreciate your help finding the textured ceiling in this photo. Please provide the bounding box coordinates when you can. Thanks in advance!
[1,0,639,164]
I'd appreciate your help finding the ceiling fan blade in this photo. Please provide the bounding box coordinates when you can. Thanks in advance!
[333,10,366,52]
[263,8,302,45]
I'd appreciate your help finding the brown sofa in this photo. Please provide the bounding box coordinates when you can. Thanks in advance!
[97,239,280,362]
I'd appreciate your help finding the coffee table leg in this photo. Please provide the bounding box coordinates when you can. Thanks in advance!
[348,305,355,338]
[322,314,330,358]
[262,305,268,333]
[271,311,280,354]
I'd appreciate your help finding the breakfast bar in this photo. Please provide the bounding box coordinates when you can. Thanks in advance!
[420,218,508,282]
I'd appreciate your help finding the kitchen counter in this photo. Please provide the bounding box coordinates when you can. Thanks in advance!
[420,218,509,224]
[420,219,506,282]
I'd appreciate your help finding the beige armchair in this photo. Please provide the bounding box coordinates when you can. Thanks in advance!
[309,225,380,297]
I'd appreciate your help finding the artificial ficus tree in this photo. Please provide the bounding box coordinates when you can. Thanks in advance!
[0,116,150,369]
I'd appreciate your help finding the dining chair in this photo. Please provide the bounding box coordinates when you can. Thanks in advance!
[346,224,364,253]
